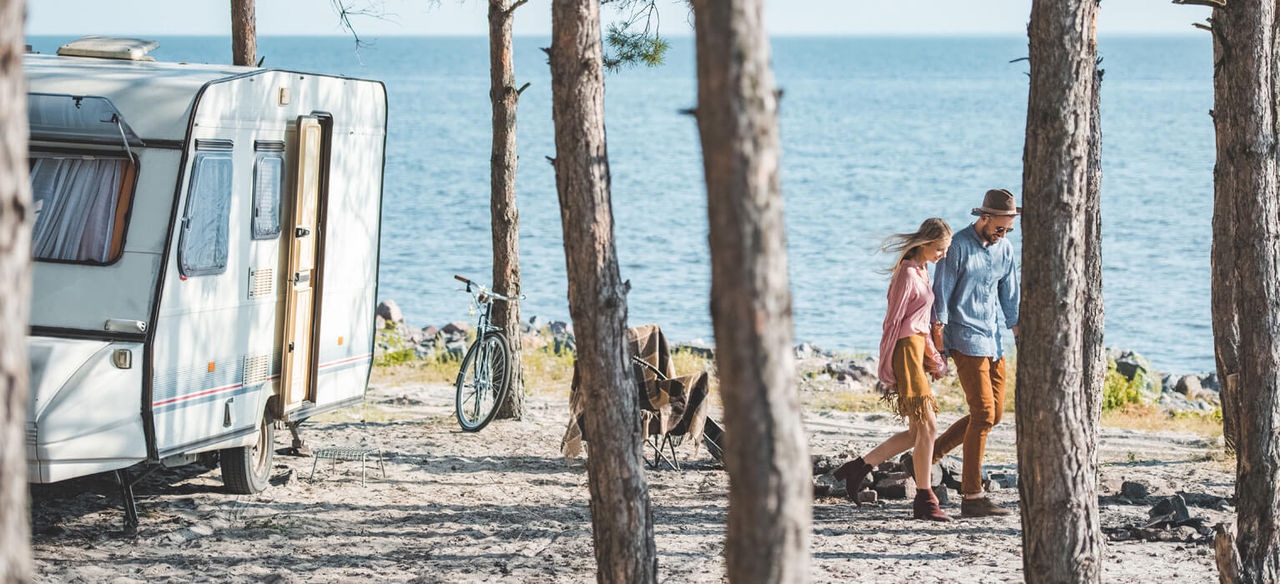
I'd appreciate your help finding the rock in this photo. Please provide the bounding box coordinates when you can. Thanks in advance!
[932,485,949,506]
[857,490,879,504]
[1180,492,1231,510]
[376,300,404,325]
[812,482,833,498]
[794,343,829,360]
[547,320,572,336]
[1174,375,1204,400]
[375,315,386,330]
[1121,480,1152,500]
[939,456,963,491]
[811,455,840,476]
[874,474,916,499]
[824,359,876,384]
[983,479,1000,492]
[989,472,1018,489]
[1148,494,1192,527]
[1201,372,1220,392]
[899,452,943,488]
[876,460,904,474]
[1114,351,1150,381]
[441,321,470,336]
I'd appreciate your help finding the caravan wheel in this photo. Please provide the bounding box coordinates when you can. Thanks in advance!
[221,412,275,494]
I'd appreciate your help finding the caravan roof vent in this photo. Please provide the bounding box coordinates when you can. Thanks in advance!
[56,36,159,61]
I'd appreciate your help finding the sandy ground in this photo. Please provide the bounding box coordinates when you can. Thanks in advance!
[29,380,1233,583]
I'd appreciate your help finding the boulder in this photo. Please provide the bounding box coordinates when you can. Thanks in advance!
[1121,480,1152,500]
[376,299,404,325]
[1113,350,1150,381]
[441,321,470,336]
[873,474,916,500]
[938,456,964,491]
[1174,375,1204,400]
[811,455,841,476]
[989,472,1018,489]
[1147,494,1192,528]
[898,452,943,488]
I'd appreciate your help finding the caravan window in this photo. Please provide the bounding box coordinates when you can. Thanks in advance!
[29,152,136,264]
[252,141,284,239]
[178,143,233,277]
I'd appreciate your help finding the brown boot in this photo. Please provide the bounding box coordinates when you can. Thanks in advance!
[960,496,1012,518]
[833,457,873,504]
[912,489,952,522]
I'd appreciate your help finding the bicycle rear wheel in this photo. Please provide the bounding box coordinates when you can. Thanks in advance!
[454,332,511,431]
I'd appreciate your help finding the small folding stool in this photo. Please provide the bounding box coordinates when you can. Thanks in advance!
[309,446,386,485]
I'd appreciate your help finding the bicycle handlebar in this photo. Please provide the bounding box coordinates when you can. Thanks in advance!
[453,275,523,303]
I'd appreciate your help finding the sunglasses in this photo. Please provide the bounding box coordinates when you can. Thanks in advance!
[993,226,1015,234]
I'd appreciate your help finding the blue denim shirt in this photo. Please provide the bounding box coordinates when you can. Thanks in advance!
[931,224,1020,359]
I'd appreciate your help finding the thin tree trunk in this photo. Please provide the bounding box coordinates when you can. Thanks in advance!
[549,0,656,581]
[1209,0,1251,460]
[489,0,526,420]
[1082,61,1105,469]
[1209,2,1280,581]
[691,1,810,582]
[0,0,33,580]
[1016,0,1102,581]
[231,0,256,66]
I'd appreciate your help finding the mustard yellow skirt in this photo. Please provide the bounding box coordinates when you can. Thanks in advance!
[883,333,938,420]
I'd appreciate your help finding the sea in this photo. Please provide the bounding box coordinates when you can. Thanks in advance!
[26,34,1217,374]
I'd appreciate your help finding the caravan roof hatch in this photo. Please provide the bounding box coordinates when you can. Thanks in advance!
[56,36,159,61]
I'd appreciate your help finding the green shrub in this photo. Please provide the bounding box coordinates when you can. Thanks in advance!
[1102,359,1144,411]
[374,328,416,367]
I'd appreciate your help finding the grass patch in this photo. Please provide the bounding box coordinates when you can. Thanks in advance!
[1101,403,1223,439]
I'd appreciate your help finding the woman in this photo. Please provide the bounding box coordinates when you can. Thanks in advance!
[834,217,952,522]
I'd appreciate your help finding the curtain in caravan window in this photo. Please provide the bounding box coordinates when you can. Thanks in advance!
[252,150,283,239]
[29,156,126,263]
[179,151,234,276]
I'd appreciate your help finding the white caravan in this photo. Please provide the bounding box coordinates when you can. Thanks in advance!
[23,37,387,508]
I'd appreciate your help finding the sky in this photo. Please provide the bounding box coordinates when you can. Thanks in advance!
[26,0,1211,38]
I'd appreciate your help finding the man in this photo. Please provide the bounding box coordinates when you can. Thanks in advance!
[930,188,1021,518]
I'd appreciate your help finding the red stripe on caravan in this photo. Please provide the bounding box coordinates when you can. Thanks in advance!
[318,353,372,370]
[153,382,244,407]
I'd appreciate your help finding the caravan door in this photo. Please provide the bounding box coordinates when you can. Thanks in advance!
[278,115,324,416]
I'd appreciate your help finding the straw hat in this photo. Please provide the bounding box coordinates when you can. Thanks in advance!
[971,188,1022,217]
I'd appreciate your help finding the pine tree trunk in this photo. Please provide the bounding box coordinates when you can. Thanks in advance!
[691,1,810,582]
[1016,0,1103,581]
[0,0,33,580]
[489,0,524,420]
[1210,2,1280,581]
[1209,0,1255,461]
[549,0,656,581]
[231,0,256,66]
[1082,62,1105,462]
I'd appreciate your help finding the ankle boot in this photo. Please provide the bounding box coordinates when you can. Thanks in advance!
[913,488,952,522]
[833,457,873,504]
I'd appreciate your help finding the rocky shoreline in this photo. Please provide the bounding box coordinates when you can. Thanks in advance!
[375,299,1223,417]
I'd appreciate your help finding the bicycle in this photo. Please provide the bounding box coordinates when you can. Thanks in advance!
[452,274,522,432]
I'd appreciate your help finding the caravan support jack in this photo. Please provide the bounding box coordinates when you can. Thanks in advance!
[113,465,160,531]
[286,421,313,457]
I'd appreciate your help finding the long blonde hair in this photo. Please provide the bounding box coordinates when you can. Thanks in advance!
[881,218,952,278]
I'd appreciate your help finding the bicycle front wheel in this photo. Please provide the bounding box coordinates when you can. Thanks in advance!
[454,332,511,432]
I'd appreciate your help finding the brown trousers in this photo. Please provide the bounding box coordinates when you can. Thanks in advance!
[932,350,1007,495]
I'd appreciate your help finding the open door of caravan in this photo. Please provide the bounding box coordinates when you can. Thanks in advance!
[278,115,324,417]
